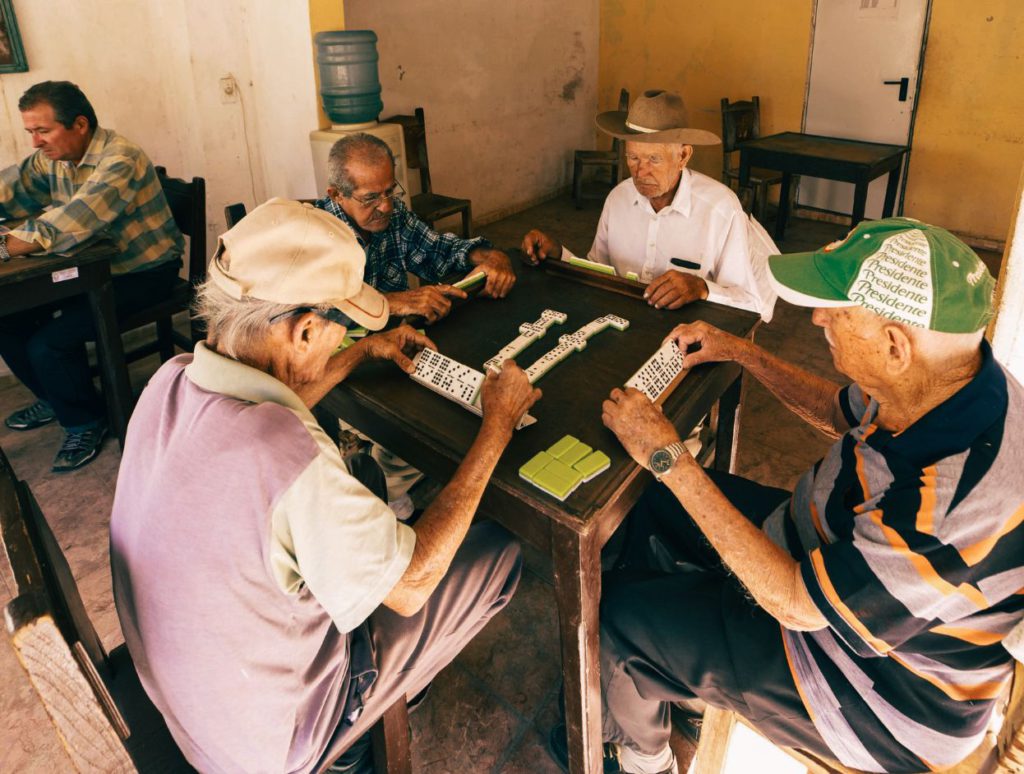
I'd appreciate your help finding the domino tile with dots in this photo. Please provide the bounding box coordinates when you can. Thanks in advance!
[483,309,567,373]
[625,339,688,404]
[522,314,630,384]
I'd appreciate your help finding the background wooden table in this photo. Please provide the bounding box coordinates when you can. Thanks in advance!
[0,243,131,446]
[320,257,759,774]
[738,131,909,240]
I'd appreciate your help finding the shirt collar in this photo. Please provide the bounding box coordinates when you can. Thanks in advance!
[184,341,313,420]
[67,127,113,172]
[868,340,1008,465]
[630,167,693,217]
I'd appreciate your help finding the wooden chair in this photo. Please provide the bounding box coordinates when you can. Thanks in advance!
[720,97,784,225]
[0,444,411,773]
[692,665,1024,774]
[382,107,472,238]
[573,88,629,209]
[118,167,207,362]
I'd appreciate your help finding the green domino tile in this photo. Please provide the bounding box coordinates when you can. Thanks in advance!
[531,458,584,500]
[547,435,580,459]
[557,440,592,467]
[625,271,640,282]
[347,327,369,339]
[568,256,617,275]
[519,450,554,481]
[452,272,486,290]
[574,450,611,481]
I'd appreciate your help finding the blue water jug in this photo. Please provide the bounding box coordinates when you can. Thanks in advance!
[315,30,383,125]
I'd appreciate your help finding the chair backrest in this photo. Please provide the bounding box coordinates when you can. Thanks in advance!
[224,202,247,229]
[720,96,762,174]
[610,88,630,155]
[155,166,207,286]
[381,108,431,193]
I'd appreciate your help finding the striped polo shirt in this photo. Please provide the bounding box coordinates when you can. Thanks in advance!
[761,342,1024,772]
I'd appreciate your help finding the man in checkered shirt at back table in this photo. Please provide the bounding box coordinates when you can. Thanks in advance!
[0,80,183,472]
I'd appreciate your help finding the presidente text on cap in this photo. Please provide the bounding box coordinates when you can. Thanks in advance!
[207,198,389,331]
[767,217,995,333]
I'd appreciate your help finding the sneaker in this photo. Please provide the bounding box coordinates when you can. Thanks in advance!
[326,731,373,774]
[547,725,678,774]
[52,424,107,473]
[5,401,56,431]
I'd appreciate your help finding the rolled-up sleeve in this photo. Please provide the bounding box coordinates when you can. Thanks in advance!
[0,153,52,222]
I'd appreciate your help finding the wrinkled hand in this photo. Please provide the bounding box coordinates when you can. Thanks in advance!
[386,286,467,323]
[665,321,748,369]
[602,388,681,468]
[361,325,436,373]
[480,361,542,436]
[520,229,563,265]
[644,269,709,310]
[468,248,516,298]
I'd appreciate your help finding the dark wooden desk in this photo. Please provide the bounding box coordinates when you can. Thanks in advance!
[0,244,132,446]
[738,131,908,241]
[320,259,759,774]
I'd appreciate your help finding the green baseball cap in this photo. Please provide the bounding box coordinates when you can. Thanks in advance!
[767,217,995,333]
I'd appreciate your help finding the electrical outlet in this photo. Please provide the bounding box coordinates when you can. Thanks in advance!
[219,75,239,104]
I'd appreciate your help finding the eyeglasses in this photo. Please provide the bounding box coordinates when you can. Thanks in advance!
[268,306,355,329]
[345,180,406,208]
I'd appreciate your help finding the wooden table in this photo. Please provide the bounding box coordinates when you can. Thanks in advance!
[319,257,759,773]
[738,131,909,241]
[0,243,132,446]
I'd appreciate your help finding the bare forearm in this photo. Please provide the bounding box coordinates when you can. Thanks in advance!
[5,234,40,256]
[662,459,826,631]
[387,421,510,613]
[735,339,844,437]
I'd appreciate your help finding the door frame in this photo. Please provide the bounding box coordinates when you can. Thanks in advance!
[798,0,934,218]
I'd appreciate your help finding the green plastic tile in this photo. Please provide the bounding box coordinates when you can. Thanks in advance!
[547,435,580,460]
[452,272,486,290]
[574,450,610,481]
[557,440,592,467]
[625,271,640,282]
[568,256,616,275]
[519,450,554,481]
[531,458,584,500]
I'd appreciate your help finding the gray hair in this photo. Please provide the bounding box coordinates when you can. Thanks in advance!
[194,279,332,361]
[326,133,395,196]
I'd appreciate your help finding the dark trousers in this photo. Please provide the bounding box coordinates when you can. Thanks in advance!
[600,471,834,759]
[0,260,181,429]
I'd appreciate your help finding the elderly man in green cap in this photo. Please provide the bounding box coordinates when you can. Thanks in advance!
[548,218,1023,774]
[522,89,777,322]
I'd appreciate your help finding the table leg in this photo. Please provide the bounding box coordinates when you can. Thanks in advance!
[87,279,131,447]
[882,166,901,217]
[852,182,869,227]
[711,375,742,474]
[773,173,792,242]
[551,521,604,774]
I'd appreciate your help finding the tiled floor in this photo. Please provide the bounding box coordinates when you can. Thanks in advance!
[0,199,1001,773]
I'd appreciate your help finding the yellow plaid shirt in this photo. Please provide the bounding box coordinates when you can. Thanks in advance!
[0,127,183,274]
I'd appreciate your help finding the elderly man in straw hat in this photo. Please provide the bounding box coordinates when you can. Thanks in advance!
[110,199,541,773]
[523,89,777,321]
[548,217,1024,774]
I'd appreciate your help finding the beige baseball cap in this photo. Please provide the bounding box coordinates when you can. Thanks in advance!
[206,198,389,330]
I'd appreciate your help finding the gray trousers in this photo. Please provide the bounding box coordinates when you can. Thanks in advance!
[316,521,522,770]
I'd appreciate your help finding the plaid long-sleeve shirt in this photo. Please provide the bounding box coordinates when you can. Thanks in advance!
[315,194,488,292]
[0,127,183,274]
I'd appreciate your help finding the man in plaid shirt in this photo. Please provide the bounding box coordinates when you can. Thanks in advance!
[315,133,516,324]
[0,81,183,471]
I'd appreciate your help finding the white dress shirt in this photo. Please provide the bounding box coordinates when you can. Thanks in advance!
[565,168,778,321]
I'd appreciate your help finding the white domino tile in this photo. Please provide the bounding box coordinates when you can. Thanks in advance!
[523,314,630,384]
[411,348,536,430]
[625,339,688,404]
[484,309,567,372]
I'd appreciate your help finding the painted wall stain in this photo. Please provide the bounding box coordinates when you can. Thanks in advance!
[562,73,583,101]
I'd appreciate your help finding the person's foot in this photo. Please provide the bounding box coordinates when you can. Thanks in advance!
[547,724,679,774]
[52,424,107,473]
[5,400,56,431]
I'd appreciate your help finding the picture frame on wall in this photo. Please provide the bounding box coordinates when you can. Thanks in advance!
[0,0,27,73]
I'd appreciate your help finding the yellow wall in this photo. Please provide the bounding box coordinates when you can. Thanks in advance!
[906,1,1024,242]
[598,0,813,181]
[599,0,1024,243]
[308,0,346,129]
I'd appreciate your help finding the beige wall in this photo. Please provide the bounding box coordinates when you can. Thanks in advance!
[342,0,600,224]
[598,0,1024,243]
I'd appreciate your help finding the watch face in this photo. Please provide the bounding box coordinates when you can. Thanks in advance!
[650,448,673,474]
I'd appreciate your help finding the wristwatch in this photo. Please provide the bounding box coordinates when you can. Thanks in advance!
[0,234,9,262]
[649,442,687,481]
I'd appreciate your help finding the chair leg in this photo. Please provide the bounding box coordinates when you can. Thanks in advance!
[461,204,472,239]
[371,696,411,774]
[755,181,769,225]
[573,159,583,209]
[156,317,175,362]
[692,706,737,774]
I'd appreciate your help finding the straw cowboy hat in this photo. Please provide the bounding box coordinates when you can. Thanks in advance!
[596,89,721,145]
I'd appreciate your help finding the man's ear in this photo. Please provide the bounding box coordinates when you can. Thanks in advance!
[72,115,90,135]
[288,312,321,351]
[326,186,340,200]
[679,144,694,168]
[884,324,914,375]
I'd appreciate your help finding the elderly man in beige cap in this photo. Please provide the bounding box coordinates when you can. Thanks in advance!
[110,199,540,773]
[523,89,777,321]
